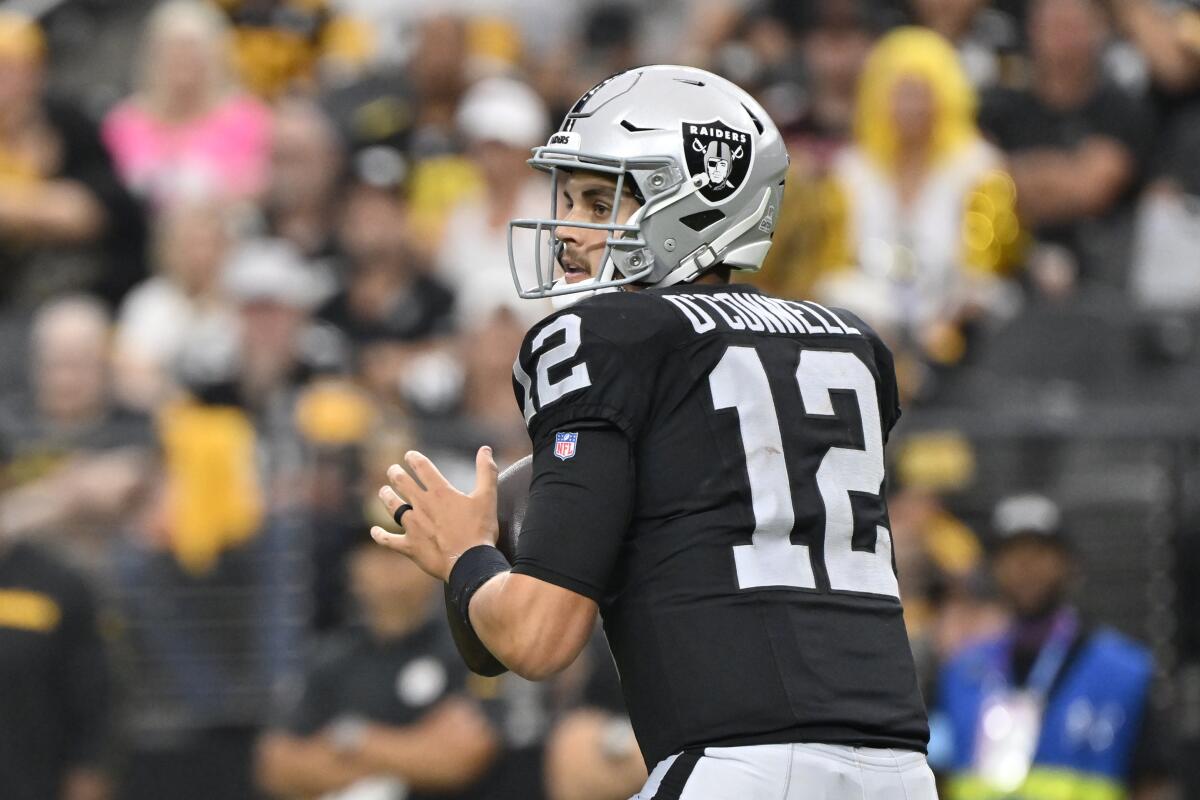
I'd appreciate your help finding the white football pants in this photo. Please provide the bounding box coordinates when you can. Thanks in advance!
[634,743,938,799]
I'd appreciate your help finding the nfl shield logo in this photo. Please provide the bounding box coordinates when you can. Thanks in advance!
[554,432,578,461]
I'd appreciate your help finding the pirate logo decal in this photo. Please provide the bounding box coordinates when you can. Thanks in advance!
[682,119,754,204]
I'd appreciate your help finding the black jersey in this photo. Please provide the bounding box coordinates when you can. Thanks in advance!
[509,283,929,768]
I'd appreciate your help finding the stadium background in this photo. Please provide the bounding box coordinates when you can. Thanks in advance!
[0,0,1197,797]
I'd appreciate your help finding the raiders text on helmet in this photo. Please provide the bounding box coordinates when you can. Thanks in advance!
[507,65,789,299]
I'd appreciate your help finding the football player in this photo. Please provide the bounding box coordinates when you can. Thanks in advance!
[372,65,936,799]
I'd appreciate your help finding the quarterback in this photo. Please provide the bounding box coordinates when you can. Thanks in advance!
[372,65,936,799]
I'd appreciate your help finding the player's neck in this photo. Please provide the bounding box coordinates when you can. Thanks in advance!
[693,266,732,286]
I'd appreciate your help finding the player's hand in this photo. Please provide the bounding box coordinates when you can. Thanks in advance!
[371,447,500,582]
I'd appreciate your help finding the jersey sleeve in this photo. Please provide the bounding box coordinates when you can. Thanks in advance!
[511,293,679,447]
[510,424,635,602]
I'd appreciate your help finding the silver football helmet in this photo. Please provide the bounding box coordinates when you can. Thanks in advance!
[507,65,788,299]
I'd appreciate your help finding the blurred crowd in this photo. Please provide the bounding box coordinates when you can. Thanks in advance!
[0,0,1198,798]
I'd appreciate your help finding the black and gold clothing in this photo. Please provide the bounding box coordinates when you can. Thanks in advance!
[0,96,145,309]
[0,541,111,800]
[214,0,372,99]
[282,618,478,800]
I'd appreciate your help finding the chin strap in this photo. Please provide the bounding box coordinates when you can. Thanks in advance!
[549,279,618,310]
[658,187,773,287]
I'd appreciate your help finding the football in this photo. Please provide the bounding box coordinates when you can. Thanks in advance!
[442,454,531,676]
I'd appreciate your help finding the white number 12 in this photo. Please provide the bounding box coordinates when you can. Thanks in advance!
[710,347,899,598]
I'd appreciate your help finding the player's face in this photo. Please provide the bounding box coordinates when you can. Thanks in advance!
[554,171,642,284]
[991,537,1072,618]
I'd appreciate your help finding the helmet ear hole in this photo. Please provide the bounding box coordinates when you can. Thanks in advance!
[680,209,725,232]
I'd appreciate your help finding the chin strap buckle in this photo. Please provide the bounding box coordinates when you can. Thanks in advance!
[682,243,719,278]
[663,243,720,287]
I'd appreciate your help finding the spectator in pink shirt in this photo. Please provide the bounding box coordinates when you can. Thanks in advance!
[102,0,271,208]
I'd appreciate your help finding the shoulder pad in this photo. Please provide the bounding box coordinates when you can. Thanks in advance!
[558,290,690,347]
[514,292,677,441]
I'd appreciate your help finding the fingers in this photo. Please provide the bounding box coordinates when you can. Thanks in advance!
[370,526,412,555]
[473,446,498,499]
[386,462,425,502]
[405,450,451,492]
[378,485,405,516]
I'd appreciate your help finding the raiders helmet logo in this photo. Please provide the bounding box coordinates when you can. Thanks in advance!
[681,119,754,204]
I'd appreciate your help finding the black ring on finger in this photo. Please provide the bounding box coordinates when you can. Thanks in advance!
[393,503,414,527]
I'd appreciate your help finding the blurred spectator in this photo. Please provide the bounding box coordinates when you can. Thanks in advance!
[930,493,1173,800]
[543,634,647,800]
[0,12,146,310]
[400,14,479,253]
[453,307,533,464]
[415,306,532,476]
[300,416,404,633]
[673,0,764,69]
[1105,0,1200,95]
[405,13,469,157]
[908,0,1022,90]
[765,0,899,35]
[320,173,455,403]
[0,297,154,567]
[0,534,113,800]
[794,0,875,149]
[114,198,239,411]
[256,538,498,799]
[114,243,341,799]
[979,0,1154,292]
[752,2,873,301]
[533,1,750,121]
[1128,181,1200,313]
[113,462,269,800]
[214,0,374,99]
[102,1,273,209]
[466,628,639,800]
[886,433,1007,695]
[319,65,416,160]
[221,237,340,410]
[436,76,552,329]
[537,4,640,118]
[706,9,808,133]
[890,487,1005,692]
[809,28,1022,390]
[1109,0,1200,310]
[544,710,644,800]
[262,98,346,267]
